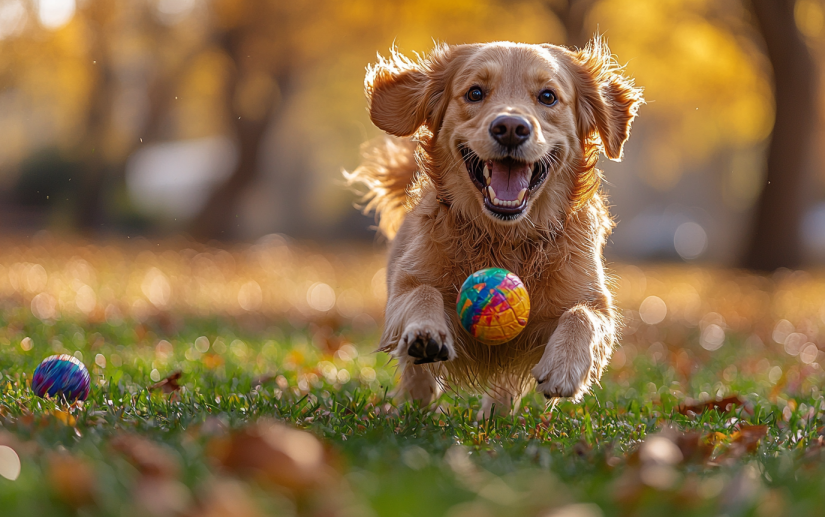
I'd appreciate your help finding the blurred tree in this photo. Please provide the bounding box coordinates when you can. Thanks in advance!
[541,0,597,47]
[74,1,197,230]
[1,0,808,258]
[187,0,292,240]
[188,0,386,240]
[0,0,206,231]
[742,0,818,270]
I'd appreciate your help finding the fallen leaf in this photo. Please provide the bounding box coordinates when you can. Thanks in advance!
[673,431,714,464]
[133,476,192,517]
[48,453,97,507]
[187,479,264,517]
[111,434,180,479]
[51,409,77,426]
[677,395,748,415]
[727,425,768,457]
[149,371,182,393]
[208,419,336,492]
[705,432,730,446]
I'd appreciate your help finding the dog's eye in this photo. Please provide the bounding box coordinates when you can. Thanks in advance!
[466,87,484,102]
[538,89,557,106]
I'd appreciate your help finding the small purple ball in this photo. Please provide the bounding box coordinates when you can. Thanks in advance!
[32,354,91,401]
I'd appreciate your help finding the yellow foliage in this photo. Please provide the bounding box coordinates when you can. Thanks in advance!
[593,0,773,189]
[0,0,796,210]
[796,0,825,38]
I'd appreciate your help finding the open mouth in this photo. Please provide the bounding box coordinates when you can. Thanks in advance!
[459,146,552,220]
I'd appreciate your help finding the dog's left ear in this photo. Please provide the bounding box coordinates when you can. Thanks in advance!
[566,37,644,161]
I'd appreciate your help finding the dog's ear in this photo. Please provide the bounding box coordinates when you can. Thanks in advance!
[567,36,644,161]
[365,45,467,137]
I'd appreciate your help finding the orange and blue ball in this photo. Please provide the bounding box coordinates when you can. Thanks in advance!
[456,268,530,346]
[32,354,91,402]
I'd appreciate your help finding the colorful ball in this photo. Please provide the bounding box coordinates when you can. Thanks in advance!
[32,354,91,402]
[456,268,530,346]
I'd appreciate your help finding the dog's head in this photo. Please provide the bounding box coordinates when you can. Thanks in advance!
[365,38,643,224]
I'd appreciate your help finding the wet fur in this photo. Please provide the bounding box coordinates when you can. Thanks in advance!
[346,37,643,410]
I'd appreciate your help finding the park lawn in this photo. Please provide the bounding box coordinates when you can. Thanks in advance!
[0,240,822,516]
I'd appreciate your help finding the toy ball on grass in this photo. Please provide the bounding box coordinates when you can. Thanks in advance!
[32,354,90,402]
[456,268,530,346]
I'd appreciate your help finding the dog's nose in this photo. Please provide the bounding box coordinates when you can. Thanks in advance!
[489,115,532,147]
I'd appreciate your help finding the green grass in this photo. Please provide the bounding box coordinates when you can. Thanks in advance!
[0,307,823,517]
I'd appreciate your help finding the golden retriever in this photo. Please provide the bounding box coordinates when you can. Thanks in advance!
[346,37,643,415]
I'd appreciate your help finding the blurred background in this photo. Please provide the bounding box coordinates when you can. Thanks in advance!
[0,0,822,270]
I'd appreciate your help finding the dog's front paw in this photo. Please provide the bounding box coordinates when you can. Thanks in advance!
[531,341,592,401]
[397,323,454,365]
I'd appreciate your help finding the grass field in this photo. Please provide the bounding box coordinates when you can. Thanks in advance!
[0,236,824,516]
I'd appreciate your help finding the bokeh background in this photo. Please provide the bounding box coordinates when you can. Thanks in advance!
[2,4,825,515]
[0,0,822,270]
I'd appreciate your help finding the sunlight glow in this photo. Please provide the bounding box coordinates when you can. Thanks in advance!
[38,0,75,30]
[0,446,20,481]
[0,0,26,39]
[674,222,707,260]
[155,0,196,24]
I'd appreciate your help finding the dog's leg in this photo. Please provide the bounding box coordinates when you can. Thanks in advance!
[382,277,455,366]
[531,305,615,401]
[478,378,524,419]
[396,363,441,406]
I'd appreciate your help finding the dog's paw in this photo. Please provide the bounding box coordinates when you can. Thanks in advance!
[531,342,592,401]
[397,323,454,365]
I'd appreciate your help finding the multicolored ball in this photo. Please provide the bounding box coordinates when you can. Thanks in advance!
[32,354,91,402]
[456,268,530,346]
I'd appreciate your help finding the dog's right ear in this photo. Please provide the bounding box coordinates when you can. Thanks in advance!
[366,50,429,137]
[365,45,464,137]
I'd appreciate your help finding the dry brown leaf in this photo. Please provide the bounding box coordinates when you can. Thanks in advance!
[208,419,336,492]
[148,371,182,394]
[673,431,714,464]
[133,476,192,517]
[187,479,264,517]
[709,425,769,465]
[727,425,768,457]
[111,434,181,479]
[676,395,748,415]
[47,453,97,507]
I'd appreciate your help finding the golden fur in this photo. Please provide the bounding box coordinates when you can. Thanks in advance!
[346,37,643,412]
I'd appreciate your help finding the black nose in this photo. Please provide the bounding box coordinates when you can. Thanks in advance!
[489,115,532,147]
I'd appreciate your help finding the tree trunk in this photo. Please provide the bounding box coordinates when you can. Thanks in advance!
[742,0,817,270]
[543,0,597,48]
[188,21,291,241]
[75,57,114,231]
[187,102,280,240]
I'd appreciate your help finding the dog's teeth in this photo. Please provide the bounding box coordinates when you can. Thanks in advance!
[483,165,491,185]
[488,186,496,202]
[517,189,527,204]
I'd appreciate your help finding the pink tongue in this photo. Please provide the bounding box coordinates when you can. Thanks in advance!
[488,160,531,201]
